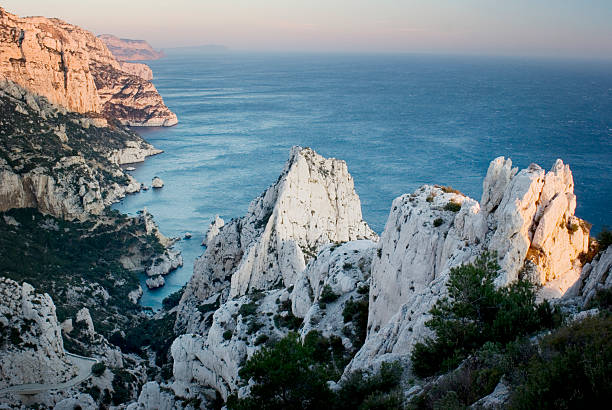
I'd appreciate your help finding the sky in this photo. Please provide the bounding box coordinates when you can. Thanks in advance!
[3,0,612,58]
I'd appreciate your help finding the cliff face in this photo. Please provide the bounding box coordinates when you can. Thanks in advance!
[0,77,157,220]
[346,157,591,375]
[0,278,75,389]
[0,7,176,126]
[98,34,164,61]
[176,146,377,333]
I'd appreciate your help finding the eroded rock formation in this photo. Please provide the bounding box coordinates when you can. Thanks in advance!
[0,279,76,390]
[346,157,591,375]
[176,146,376,333]
[0,7,176,126]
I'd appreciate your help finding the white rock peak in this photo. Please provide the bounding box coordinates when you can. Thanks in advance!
[347,156,591,375]
[177,146,377,332]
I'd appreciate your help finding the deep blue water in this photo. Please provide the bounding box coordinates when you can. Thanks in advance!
[112,52,612,309]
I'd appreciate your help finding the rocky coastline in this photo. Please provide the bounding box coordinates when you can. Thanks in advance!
[0,5,610,410]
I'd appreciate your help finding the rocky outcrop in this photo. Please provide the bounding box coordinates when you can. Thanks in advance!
[0,7,176,126]
[119,61,154,80]
[152,176,164,188]
[146,248,183,277]
[0,278,76,389]
[172,240,375,401]
[65,308,124,369]
[293,240,374,340]
[98,34,164,61]
[565,247,612,308]
[347,157,590,375]
[202,215,224,246]
[146,275,166,289]
[126,381,176,410]
[0,77,154,220]
[108,140,162,165]
[176,146,376,333]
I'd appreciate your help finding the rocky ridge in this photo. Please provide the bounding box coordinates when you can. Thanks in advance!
[346,157,591,375]
[176,146,377,333]
[0,7,176,126]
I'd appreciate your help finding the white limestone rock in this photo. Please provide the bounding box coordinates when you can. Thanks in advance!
[146,275,166,289]
[146,249,183,277]
[108,139,162,165]
[75,308,96,338]
[202,215,225,246]
[347,157,590,376]
[53,393,96,410]
[152,177,165,189]
[177,146,376,333]
[127,381,176,410]
[0,278,76,389]
[565,247,612,308]
[128,286,143,304]
[295,240,375,343]
[172,289,290,400]
[171,239,375,401]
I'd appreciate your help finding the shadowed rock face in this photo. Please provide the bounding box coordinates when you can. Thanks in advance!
[0,7,176,126]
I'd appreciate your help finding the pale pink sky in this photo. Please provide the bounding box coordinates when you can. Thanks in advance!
[3,0,612,58]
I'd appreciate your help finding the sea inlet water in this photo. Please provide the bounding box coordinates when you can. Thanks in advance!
[112,52,612,309]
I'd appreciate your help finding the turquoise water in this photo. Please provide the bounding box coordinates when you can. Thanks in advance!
[112,52,612,309]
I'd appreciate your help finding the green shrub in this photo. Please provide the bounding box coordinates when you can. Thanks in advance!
[411,252,559,378]
[334,362,403,410]
[597,226,612,251]
[273,311,303,330]
[319,285,340,304]
[587,288,612,310]
[91,362,106,376]
[223,330,233,340]
[509,314,612,409]
[228,332,403,410]
[227,332,333,410]
[443,201,462,212]
[239,302,258,317]
[162,288,184,310]
[342,296,369,349]
[433,218,444,227]
[254,334,269,346]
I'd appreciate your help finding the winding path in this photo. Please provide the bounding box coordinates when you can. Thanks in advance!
[0,352,98,395]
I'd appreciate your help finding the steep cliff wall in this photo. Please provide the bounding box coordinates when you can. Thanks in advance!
[0,77,157,220]
[0,7,176,126]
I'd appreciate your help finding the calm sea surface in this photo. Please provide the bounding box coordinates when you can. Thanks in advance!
[112,52,612,309]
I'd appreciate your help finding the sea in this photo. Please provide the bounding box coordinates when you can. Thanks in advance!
[112,51,612,309]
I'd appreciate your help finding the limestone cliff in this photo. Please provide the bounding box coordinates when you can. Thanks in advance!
[176,146,376,333]
[346,157,590,375]
[98,34,164,61]
[0,278,76,390]
[0,7,176,126]
[0,77,157,220]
